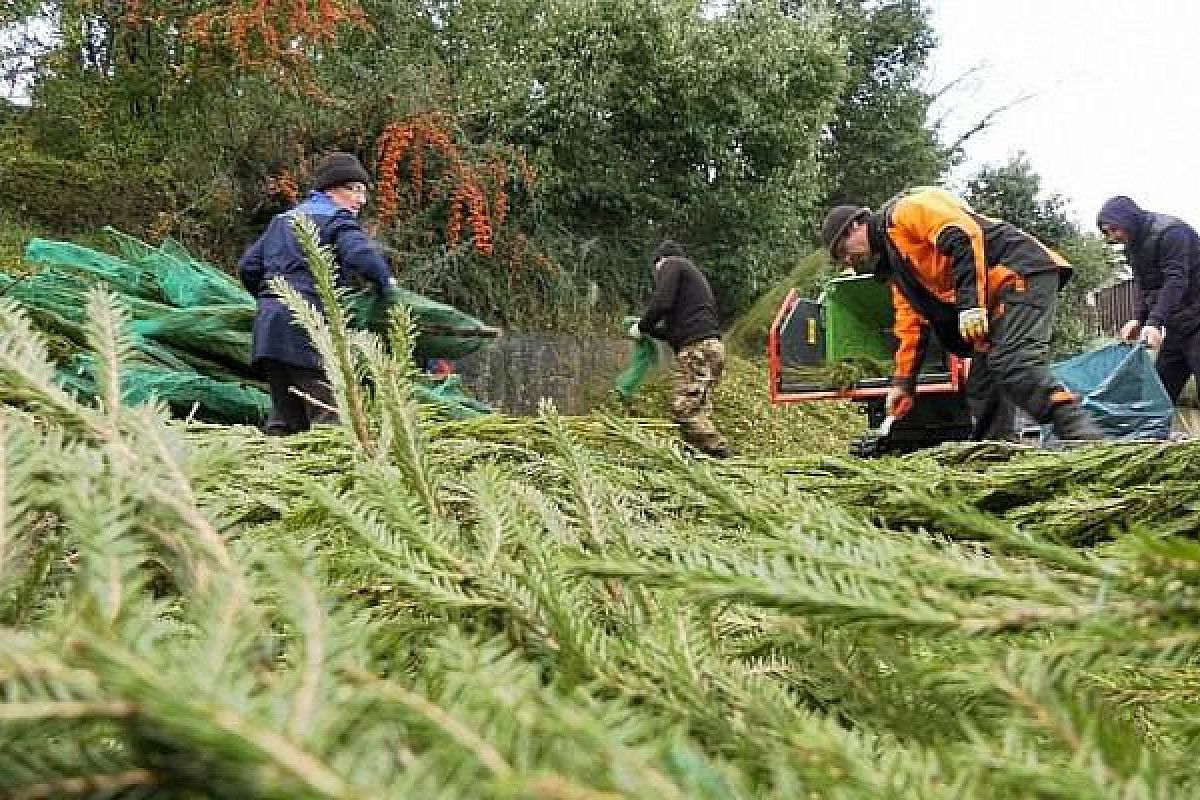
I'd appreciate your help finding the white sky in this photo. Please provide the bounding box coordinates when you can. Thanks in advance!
[925,0,1200,230]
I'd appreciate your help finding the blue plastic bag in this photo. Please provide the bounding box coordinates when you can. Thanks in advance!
[1049,343,1172,440]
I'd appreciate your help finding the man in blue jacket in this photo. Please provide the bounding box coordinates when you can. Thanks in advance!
[1097,196,1200,404]
[239,152,397,434]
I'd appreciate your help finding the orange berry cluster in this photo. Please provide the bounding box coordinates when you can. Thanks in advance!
[266,169,299,205]
[374,113,520,257]
[185,0,364,72]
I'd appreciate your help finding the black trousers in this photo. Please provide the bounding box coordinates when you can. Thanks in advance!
[1156,325,1200,404]
[965,271,1064,440]
[261,359,338,435]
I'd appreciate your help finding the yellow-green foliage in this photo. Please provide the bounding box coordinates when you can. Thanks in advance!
[0,127,172,236]
[0,211,42,277]
[618,354,864,458]
[724,250,837,357]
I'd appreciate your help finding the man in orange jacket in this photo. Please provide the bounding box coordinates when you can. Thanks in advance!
[821,187,1101,441]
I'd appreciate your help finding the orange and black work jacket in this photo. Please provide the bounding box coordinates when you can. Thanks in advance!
[868,188,1072,390]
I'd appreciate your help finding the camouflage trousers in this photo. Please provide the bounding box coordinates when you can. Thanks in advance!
[670,337,727,451]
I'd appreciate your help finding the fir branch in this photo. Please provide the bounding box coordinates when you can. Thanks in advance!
[541,402,615,552]
[63,630,374,800]
[0,298,97,432]
[342,665,514,778]
[278,214,375,457]
[5,768,163,800]
[82,288,135,430]
[0,700,138,721]
[361,305,443,518]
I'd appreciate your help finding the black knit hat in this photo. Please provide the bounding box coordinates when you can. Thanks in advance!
[313,152,371,191]
[652,238,686,263]
[821,205,871,259]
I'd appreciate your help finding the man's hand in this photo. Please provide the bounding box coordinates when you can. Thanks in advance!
[885,386,914,419]
[1139,324,1164,350]
[1118,319,1142,343]
[958,307,989,344]
[627,321,643,339]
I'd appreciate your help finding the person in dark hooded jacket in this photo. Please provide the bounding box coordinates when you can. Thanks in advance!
[239,152,397,434]
[1096,196,1200,404]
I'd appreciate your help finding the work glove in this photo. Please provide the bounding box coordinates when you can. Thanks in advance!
[1118,319,1142,343]
[627,321,643,339]
[958,307,989,345]
[1139,324,1164,350]
[885,386,914,419]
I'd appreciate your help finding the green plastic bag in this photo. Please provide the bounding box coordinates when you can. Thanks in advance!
[415,374,492,420]
[614,314,660,402]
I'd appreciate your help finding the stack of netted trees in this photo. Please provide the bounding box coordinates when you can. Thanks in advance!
[0,228,495,423]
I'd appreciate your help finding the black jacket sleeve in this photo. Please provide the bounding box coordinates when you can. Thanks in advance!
[936,226,983,310]
[1146,228,1192,327]
[638,259,683,333]
[1132,288,1151,325]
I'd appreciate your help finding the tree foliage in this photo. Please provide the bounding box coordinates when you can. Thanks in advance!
[2,0,951,327]
[963,154,1115,354]
[437,0,847,315]
[805,0,950,210]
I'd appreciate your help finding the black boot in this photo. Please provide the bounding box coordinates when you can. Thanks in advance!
[1049,402,1104,441]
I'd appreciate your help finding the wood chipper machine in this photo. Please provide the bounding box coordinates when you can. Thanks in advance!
[767,274,975,456]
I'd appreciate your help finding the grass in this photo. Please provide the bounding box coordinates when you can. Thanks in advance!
[614,353,864,458]
[724,250,837,357]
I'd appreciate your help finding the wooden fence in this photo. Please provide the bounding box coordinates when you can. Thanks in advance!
[1090,279,1137,335]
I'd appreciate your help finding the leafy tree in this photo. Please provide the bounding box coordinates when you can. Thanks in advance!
[962,154,1076,247]
[799,0,950,210]
[437,0,847,316]
[963,154,1114,355]
[0,0,954,329]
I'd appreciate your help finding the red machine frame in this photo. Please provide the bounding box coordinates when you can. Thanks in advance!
[767,288,969,404]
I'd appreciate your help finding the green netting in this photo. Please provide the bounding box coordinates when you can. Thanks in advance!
[614,314,660,402]
[352,288,495,361]
[9,231,495,424]
[104,227,255,308]
[23,239,161,301]
[415,375,492,420]
[131,306,257,367]
[0,270,244,371]
[58,355,270,424]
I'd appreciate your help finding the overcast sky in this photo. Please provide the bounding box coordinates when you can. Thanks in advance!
[925,0,1200,230]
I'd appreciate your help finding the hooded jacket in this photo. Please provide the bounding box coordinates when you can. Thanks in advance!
[1097,196,1200,330]
[238,191,395,369]
[637,256,720,351]
[871,187,1070,389]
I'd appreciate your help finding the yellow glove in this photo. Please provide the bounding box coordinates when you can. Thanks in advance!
[958,307,989,344]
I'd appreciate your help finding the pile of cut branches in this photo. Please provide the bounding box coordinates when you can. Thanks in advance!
[2,214,1199,799]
